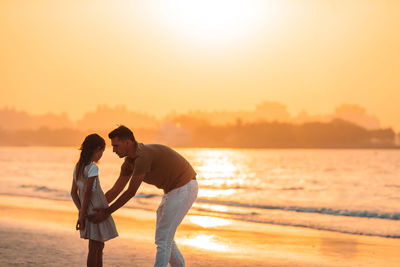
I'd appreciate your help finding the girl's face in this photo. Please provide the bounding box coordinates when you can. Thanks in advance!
[92,147,105,162]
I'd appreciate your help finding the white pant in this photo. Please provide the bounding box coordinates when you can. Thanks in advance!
[154,179,198,267]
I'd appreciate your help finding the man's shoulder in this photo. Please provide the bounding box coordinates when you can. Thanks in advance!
[140,143,173,153]
[141,143,167,148]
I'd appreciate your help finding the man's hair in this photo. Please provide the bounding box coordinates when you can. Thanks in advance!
[108,125,136,144]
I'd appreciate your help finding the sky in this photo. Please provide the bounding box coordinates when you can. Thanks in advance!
[1,0,399,129]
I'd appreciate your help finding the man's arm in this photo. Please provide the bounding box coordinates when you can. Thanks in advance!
[106,174,144,214]
[89,174,144,223]
[105,174,131,203]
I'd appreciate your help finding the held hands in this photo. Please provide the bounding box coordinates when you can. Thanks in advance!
[87,208,108,224]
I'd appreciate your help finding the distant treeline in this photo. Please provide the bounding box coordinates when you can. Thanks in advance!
[0,128,156,147]
[185,119,396,148]
[0,119,397,148]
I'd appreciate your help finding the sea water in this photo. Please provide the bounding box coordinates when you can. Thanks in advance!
[0,147,399,238]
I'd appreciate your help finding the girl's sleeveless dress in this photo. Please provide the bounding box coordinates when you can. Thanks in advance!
[74,162,118,242]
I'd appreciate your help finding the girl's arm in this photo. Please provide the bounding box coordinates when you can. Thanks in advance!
[70,178,81,210]
[77,176,96,230]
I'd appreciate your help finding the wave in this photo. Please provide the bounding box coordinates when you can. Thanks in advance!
[198,184,254,190]
[1,191,399,238]
[281,186,304,191]
[21,184,61,193]
[115,203,400,238]
[18,185,161,199]
[385,184,400,189]
[0,192,68,202]
[11,184,400,221]
[196,198,400,220]
[135,193,159,199]
[221,214,400,239]
[10,184,400,221]
[198,184,306,191]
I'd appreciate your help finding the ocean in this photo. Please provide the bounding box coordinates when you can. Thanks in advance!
[0,147,399,238]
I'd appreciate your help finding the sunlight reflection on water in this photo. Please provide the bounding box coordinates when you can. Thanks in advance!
[194,203,229,212]
[178,234,230,252]
[188,215,232,228]
[198,188,236,197]
[197,160,237,179]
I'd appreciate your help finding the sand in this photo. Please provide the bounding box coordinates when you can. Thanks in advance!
[0,195,399,266]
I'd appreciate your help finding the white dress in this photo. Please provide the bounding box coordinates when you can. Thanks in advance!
[74,163,118,242]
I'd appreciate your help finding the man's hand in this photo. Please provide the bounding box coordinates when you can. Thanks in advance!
[87,208,108,223]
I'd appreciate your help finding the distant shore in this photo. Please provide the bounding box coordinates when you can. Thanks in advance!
[1,195,400,266]
[0,118,397,148]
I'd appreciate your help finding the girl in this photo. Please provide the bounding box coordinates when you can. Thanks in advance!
[70,134,118,267]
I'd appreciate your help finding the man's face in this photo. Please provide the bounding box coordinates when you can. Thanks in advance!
[111,137,129,158]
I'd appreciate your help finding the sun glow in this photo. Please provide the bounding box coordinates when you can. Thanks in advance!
[152,0,271,46]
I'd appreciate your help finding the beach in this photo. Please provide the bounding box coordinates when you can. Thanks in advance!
[1,147,400,266]
[1,195,399,267]
[2,0,400,265]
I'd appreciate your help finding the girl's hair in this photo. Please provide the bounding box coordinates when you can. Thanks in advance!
[75,134,105,180]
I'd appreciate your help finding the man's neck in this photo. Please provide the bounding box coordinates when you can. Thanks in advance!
[127,142,137,159]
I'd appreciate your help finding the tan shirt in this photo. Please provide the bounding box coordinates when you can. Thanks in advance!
[121,143,196,193]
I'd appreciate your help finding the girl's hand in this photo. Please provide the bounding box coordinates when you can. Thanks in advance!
[76,219,85,230]
[76,212,86,230]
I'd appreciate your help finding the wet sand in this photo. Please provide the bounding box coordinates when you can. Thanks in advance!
[0,195,399,266]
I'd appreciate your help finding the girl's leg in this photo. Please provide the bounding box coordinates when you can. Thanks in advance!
[88,239,104,267]
[96,241,105,267]
[88,239,98,267]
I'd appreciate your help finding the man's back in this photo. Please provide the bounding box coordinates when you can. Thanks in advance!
[123,143,196,193]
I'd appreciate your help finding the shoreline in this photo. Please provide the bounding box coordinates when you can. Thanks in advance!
[1,195,400,266]
[2,192,399,239]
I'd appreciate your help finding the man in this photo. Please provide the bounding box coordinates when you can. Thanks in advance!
[89,125,198,267]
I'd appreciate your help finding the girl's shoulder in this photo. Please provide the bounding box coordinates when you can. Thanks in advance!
[87,162,98,168]
[87,162,99,178]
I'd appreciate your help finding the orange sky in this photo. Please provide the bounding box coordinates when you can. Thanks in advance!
[1,1,399,129]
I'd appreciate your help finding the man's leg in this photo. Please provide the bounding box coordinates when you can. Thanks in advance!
[154,180,198,267]
[169,240,184,267]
